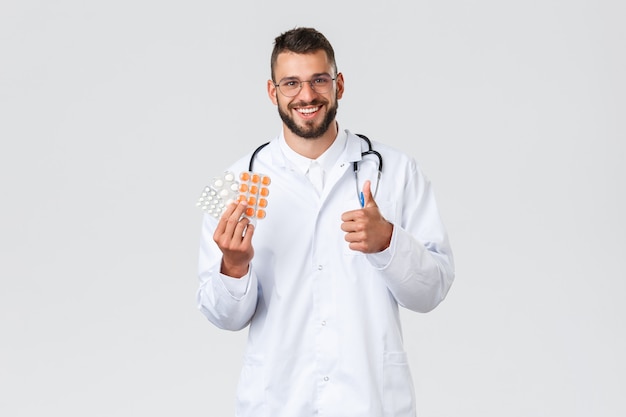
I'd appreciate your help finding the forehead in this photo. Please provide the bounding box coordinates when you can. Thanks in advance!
[274,50,333,80]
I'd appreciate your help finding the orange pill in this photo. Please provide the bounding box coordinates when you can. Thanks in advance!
[261,176,271,185]
[251,174,260,183]
[258,198,268,208]
[237,194,247,202]
[239,184,248,192]
[256,209,266,219]
[260,187,269,197]
[245,207,255,217]
[247,196,256,206]
[240,172,250,181]
[250,185,258,194]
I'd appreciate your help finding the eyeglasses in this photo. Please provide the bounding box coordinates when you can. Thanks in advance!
[274,74,336,97]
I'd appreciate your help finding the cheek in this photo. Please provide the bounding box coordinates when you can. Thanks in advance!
[276,96,292,110]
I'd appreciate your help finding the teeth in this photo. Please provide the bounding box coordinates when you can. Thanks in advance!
[297,107,319,114]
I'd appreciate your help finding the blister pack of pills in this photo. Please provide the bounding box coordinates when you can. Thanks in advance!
[197,171,270,220]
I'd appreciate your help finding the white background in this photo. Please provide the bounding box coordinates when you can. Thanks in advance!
[1,1,624,416]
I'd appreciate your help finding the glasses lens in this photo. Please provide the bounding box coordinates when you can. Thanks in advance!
[278,79,300,97]
[310,75,333,93]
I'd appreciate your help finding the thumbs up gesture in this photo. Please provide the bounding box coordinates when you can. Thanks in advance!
[341,180,394,253]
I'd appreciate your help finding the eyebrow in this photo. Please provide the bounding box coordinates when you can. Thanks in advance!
[278,72,332,82]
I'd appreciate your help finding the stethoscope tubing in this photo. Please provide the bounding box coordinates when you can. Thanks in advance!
[248,134,383,202]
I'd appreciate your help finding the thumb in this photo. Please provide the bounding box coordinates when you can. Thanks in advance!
[361,180,378,208]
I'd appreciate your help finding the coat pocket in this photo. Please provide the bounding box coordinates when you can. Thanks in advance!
[235,354,267,417]
[382,351,416,417]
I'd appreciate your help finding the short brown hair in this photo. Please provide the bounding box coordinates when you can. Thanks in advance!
[270,27,337,81]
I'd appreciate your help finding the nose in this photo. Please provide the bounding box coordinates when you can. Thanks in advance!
[296,80,317,101]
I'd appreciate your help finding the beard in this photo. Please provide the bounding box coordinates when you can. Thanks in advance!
[277,98,338,139]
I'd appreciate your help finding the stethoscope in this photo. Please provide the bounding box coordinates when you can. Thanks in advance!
[248,134,383,207]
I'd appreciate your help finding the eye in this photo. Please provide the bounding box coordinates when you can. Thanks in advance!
[280,80,299,88]
[313,77,329,85]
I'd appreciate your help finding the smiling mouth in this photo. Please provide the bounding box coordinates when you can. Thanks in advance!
[295,106,320,116]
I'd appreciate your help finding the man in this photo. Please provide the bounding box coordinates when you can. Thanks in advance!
[197,27,454,417]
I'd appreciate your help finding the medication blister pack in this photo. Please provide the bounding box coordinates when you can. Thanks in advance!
[197,171,271,220]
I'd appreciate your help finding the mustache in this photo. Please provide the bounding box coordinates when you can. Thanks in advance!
[288,99,327,109]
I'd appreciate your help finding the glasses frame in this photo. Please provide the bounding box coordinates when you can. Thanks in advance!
[273,74,336,97]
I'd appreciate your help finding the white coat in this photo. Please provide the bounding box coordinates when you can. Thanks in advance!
[197,129,455,417]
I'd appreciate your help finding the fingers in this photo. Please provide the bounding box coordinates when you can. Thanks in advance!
[214,201,252,246]
[341,181,392,253]
[341,180,377,223]
[343,219,393,253]
[213,201,255,277]
[361,180,378,208]
[214,201,240,234]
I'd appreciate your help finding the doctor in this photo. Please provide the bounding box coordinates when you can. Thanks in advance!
[197,27,455,417]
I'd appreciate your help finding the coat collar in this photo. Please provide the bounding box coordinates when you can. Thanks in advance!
[268,128,364,170]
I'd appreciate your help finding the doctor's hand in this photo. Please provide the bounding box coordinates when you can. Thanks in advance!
[341,180,393,253]
[213,201,255,278]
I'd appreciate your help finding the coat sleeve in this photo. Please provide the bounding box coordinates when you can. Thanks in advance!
[367,157,455,313]
[196,213,258,330]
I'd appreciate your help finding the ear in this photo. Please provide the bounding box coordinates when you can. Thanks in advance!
[267,79,278,105]
[335,72,345,100]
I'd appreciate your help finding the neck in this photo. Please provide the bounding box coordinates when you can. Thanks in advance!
[283,121,338,160]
